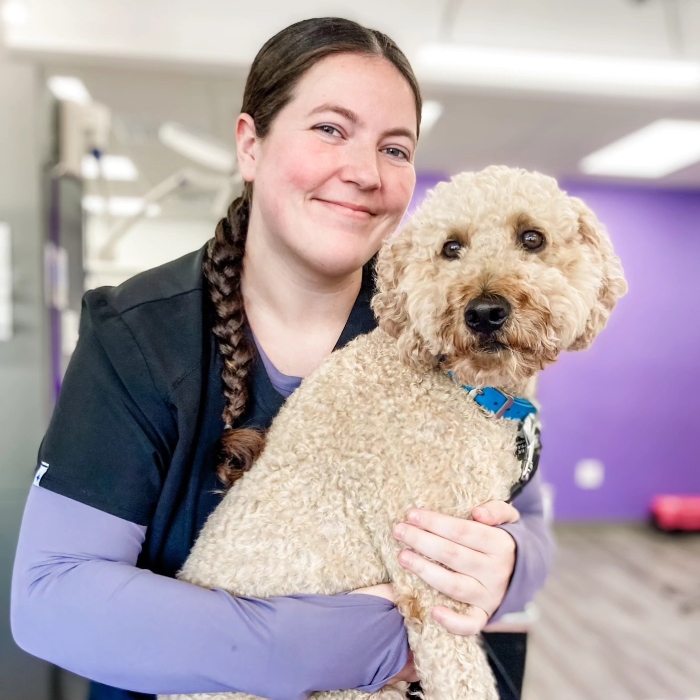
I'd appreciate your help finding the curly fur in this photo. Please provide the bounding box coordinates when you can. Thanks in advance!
[162,166,626,700]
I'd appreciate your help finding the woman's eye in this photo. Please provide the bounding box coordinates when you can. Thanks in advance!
[315,124,342,137]
[442,240,463,259]
[383,147,409,161]
[520,230,546,251]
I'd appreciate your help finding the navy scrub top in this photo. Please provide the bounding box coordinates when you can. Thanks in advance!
[38,243,377,580]
[35,243,523,700]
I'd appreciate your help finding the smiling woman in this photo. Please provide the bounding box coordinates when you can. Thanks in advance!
[11,16,552,700]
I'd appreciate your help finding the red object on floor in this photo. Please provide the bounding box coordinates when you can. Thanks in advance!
[651,495,700,532]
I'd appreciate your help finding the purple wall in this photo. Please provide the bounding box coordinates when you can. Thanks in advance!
[409,175,700,521]
[406,173,447,218]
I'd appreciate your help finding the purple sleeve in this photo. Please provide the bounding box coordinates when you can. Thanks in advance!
[490,470,555,620]
[11,486,408,699]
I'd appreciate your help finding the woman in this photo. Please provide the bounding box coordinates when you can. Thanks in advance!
[11,17,553,700]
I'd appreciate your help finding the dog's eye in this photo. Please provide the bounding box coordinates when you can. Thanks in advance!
[442,240,463,259]
[520,230,546,251]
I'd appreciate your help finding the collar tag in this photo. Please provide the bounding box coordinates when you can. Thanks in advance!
[448,373,538,421]
[509,413,542,502]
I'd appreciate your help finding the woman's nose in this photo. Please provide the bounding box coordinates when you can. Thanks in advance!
[340,144,381,190]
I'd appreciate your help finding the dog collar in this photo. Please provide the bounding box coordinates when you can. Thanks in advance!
[447,373,538,421]
[446,372,542,502]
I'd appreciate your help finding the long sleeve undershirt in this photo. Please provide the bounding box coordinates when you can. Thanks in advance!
[11,472,551,698]
[11,485,409,699]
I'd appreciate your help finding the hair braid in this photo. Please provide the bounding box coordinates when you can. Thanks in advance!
[203,187,265,489]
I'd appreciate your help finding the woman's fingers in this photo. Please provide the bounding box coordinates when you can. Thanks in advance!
[397,548,491,612]
[471,500,521,526]
[400,508,513,556]
[394,521,486,578]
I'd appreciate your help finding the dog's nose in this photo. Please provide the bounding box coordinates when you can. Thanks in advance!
[465,295,512,335]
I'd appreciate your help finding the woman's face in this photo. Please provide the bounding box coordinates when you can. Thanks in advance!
[238,52,418,279]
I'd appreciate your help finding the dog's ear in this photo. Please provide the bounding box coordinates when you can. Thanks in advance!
[371,229,412,338]
[372,227,438,372]
[568,198,627,351]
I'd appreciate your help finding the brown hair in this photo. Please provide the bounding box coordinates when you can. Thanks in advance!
[203,17,422,489]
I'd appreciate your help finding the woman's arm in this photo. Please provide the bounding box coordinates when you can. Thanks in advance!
[11,486,408,699]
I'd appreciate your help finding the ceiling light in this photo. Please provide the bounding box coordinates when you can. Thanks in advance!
[159,122,234,173]
[415,44,700,96]
[82,196,160,218]
[47,76,91,105]
[580,120,700,178]
[81,155,138,181]
[2,0,29,25]
[421,101,444,134]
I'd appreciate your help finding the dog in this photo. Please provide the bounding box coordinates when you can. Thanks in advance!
[163,165,626,700]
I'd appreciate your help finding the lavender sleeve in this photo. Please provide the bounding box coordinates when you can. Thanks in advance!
[11,485,409,699]
[490,469,555,621]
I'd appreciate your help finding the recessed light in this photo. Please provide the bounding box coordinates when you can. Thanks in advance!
[47,76,91,105]
[580,120,700,178]
[415,44,700,97]
[2,1,29,26]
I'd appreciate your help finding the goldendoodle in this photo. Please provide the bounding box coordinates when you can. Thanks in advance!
[163,165,627,700]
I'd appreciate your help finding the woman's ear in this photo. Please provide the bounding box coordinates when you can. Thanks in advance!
[236,113,258,183]
[568,198,628,351]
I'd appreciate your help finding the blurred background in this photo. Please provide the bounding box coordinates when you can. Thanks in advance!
[1,1,699,698]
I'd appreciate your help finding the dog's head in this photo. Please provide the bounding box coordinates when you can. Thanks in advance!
[371,165,627,388]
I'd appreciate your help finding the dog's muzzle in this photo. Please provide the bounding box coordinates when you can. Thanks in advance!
[465,295,511,336]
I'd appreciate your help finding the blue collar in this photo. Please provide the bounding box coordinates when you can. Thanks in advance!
[448,374,538,421]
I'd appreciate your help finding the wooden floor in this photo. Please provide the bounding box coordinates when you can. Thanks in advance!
[522,524,700,700]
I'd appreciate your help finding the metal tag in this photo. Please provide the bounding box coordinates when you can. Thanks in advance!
[509,413,542,502]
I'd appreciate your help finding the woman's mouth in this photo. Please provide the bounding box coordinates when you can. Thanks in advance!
[314,198,376,219]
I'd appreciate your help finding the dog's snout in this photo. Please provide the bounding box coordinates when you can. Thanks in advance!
[465,295,512,335]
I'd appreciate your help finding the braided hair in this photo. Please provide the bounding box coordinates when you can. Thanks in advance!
[202,17,422,489]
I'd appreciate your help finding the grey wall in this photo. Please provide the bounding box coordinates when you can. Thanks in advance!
[0,47,53,699]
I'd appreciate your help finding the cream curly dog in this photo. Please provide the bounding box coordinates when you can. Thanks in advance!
[164,165,626,700]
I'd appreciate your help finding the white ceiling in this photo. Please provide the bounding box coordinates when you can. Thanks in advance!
[5,0,700,219]
[8,0,700,68]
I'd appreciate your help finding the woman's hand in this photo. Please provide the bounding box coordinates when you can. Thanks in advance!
[348,583,420,684]
[392,501,520,636]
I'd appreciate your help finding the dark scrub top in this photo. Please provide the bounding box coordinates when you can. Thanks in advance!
[36,243,524,700]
